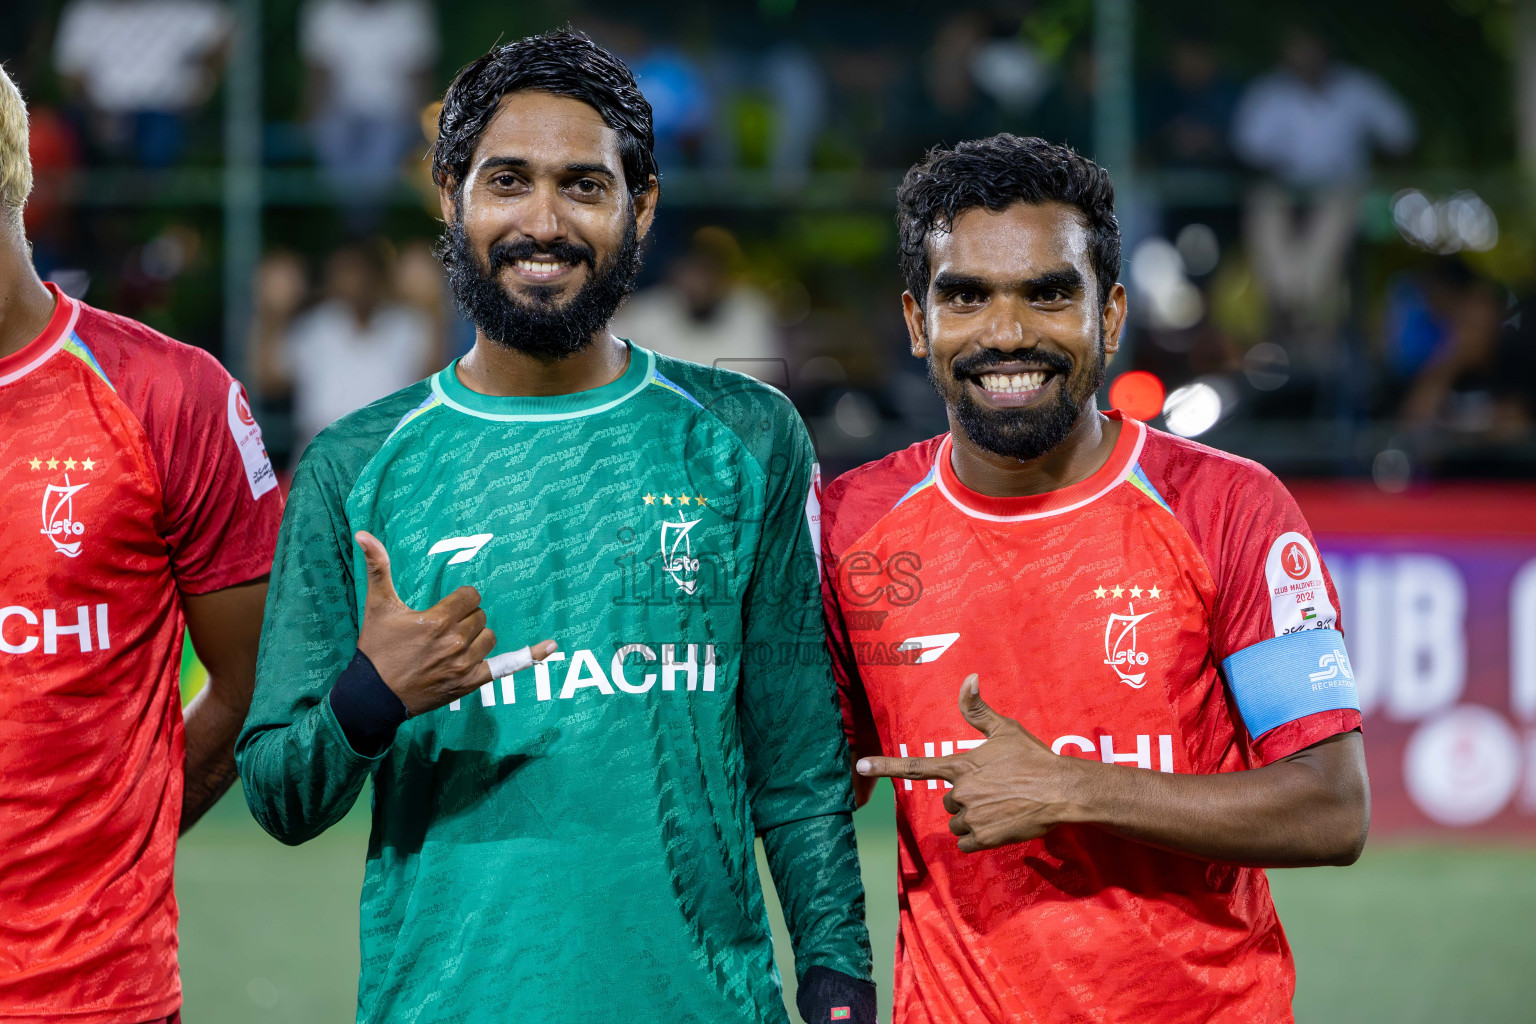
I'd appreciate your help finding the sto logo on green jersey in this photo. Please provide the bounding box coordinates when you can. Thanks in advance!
[641,490,712,596]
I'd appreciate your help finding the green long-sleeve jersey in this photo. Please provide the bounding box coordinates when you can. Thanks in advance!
[236,346,871,1023]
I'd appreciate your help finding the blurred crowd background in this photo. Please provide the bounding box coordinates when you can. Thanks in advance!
[4,0,1535,484]
[6,4,1536,1021]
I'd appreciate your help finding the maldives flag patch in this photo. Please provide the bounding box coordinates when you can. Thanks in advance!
[831,1010,850,1021]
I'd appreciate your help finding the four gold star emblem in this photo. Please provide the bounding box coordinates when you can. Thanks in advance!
[1093,582,1164,600]
[28,455,99,472]
[642,488,712,508]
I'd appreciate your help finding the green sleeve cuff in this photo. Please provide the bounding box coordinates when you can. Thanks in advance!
[239,695,385,845]
[761,811,873,984]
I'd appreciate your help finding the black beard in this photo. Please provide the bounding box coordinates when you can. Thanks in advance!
[929,327,1108,461]
[438,210,642,360]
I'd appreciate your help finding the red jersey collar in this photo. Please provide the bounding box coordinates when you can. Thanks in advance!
[934,411,1146,522]
[0,282,79,387]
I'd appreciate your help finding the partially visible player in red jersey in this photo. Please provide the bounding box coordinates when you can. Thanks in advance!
[820,134,1369,1024]
[0,67,282,1024]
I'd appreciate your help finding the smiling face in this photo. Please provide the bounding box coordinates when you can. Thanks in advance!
[438,90,657,357]
[904,200,1127,461]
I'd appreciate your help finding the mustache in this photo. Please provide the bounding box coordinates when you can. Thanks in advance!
[950,347,1074,380]
[486,238,596,272]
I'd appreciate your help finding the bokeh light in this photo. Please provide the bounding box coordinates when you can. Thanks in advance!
[1108,370,1166,421]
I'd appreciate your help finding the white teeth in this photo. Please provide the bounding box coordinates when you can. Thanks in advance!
[979,371,1048,393]
[515,260,567,274]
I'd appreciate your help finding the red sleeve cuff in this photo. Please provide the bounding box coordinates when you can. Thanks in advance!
[1252,708,1363,765]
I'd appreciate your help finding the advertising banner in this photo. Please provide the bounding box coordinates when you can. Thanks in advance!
[1292,483,1536,835]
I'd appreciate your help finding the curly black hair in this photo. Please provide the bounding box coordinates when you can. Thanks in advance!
[431,29,656,199]
[897,134,1120,308]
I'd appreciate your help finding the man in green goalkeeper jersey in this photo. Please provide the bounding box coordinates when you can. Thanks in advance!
[237,30,874,1024]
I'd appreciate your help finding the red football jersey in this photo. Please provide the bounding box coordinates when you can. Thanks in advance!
[0,285,282,1023]
[822,414,1362,1024]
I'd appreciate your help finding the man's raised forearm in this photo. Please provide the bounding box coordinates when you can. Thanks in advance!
[1061,731,1370,867]
[859,677,1370,867]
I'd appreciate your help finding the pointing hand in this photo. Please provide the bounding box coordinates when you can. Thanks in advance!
[354,531,557,717]
[856,674,1083,852]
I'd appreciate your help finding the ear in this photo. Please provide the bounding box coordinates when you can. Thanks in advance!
[902,291,929,359]
[1101,281,1128,362]
[632,175,660,242]
[437,182,458,231]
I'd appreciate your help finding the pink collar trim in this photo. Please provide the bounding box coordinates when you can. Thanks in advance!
[0,283,80,387]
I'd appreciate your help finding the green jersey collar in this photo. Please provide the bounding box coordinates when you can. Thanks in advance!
[431,343,654,422]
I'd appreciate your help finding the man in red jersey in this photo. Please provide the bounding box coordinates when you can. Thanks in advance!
[820,134,1369,1024]
[0,66,282,1024]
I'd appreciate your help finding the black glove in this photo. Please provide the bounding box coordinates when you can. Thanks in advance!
[796,966,876,1024]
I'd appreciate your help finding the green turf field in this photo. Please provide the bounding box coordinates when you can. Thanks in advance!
[176,781,1536,1023]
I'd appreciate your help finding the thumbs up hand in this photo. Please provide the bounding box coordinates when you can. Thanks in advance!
[856,675,1083,852]
[354,531,557,717]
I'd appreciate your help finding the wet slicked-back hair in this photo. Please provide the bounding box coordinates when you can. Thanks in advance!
[431,29,656,199]
[0,63,31,226]
[897,134,1120,308]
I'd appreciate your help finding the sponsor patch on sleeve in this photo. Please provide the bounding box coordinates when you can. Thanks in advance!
[1263,531,1336,636]
[806,462,823,566]
[1222,628,1360,738]
[227,380,278,500]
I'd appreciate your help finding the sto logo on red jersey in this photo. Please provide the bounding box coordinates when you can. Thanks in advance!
[24,454,99,558]
[1090,581,1164,688]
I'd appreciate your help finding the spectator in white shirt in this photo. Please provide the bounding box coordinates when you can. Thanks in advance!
[53,0,230,166]
[611,227,783,380]
[254,240,435,462]
[1232,28,1415,345]
[301,0,437,222]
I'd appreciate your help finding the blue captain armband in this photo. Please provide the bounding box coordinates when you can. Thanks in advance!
[1221,628,1360,740]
